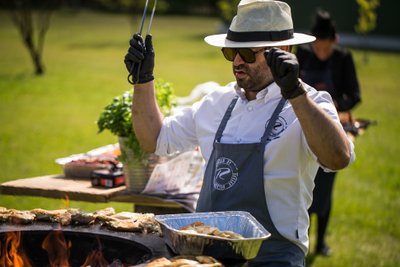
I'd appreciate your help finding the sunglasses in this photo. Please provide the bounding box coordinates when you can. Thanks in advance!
[221,48,267,63]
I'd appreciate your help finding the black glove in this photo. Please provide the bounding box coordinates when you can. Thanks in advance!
[265,48,306,99]
[124,33,154,84]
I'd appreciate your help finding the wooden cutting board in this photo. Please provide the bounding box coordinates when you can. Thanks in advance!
[0,175,187,210]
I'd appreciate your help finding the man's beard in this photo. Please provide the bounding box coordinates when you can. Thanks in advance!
[237,79,260,92]
[234,64,272,92]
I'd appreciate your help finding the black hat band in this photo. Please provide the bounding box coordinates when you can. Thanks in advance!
[227,29,294,42]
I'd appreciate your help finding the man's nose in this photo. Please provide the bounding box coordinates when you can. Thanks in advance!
[233,52,245,65]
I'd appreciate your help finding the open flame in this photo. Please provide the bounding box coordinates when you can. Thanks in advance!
[0,231,33,267]
[42,230,72,267]
[80,236,109,267]
[1,231,122,267]
[63,195,70,209]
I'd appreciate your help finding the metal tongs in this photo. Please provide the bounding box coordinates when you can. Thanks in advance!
[128,0,157,85]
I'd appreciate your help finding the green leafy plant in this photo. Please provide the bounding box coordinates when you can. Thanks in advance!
[97,79,176,161]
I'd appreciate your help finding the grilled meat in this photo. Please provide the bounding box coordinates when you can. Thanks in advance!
[1,209,36,224]
[0,207,159,234]
[103,212,161,234]
[179,221,244,239]
[30,208,80,225]
[144,255,223,267]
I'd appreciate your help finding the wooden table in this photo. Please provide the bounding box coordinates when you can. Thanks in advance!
[0,174,191,214]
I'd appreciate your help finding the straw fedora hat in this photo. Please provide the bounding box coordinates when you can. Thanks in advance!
[205,0,316,48]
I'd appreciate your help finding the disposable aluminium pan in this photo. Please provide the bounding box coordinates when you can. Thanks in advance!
[155,211,271,260]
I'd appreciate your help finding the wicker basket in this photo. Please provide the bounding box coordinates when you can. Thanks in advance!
[118,137,168,193]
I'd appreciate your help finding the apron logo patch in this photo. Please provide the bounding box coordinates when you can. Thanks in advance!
[214,157,238,191]
[266,116,287,141]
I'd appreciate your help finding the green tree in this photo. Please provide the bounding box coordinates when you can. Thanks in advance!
[355,0,380,34]
[7,0,61,75]
[355,0,380,62]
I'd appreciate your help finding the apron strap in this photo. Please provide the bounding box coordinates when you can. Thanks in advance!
[214,96,239,143]
[260,97,287,144]
[214,96,286,144]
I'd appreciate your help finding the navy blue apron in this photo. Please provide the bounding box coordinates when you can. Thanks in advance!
[196,96,305,266]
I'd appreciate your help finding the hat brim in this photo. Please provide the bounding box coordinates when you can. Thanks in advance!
[204,32,316,48]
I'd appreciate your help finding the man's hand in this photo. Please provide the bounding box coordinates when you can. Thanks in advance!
[265,48,305,99]
[124,33,155,84]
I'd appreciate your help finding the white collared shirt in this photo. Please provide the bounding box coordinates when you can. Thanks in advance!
[156,81,355,253]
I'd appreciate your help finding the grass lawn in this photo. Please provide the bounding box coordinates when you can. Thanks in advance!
[0,10,399,267]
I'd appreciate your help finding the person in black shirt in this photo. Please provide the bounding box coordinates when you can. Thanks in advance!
[296,9,362,256]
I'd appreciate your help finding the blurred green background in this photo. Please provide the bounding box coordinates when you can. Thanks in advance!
[0,5,399,267]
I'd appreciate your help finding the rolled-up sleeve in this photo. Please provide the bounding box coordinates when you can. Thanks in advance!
[156,106,199,156]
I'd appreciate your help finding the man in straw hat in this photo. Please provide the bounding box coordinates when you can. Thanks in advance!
[124,0,355,265]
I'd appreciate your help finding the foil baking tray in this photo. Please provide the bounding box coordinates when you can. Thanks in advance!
[155,211,271,260]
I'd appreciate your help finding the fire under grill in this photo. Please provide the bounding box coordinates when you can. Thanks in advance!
[0,207,250,266]
[0,223,173,266]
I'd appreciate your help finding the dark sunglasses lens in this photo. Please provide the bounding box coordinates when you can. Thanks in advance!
[221,48,258,63]
[238,48,256,63]
[221,48,236,61]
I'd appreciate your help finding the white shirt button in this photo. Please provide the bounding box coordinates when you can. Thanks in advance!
[247,106,253,112]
